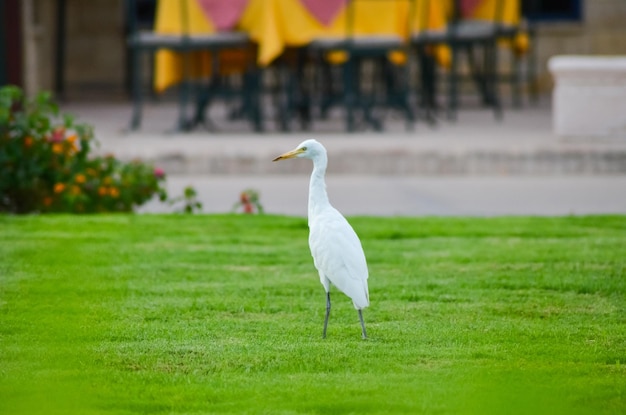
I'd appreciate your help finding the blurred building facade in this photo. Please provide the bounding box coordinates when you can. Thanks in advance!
[1,0,626,100]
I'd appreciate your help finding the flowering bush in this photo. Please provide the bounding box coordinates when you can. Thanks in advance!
[0,85,167,213]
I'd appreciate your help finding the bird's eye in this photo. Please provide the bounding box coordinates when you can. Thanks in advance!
[301,146,307,151]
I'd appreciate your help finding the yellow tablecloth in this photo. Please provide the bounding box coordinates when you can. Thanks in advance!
[153,0,529,92]
[153,0,448,92]
[239,0,448,65]
[154,0,248,93]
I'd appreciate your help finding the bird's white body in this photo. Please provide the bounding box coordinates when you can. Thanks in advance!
[273,139,370,338]
[306,149,369,310]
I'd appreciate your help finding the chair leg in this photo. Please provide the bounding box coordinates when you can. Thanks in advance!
[176,80,191,131]
[403,62,416,131]
[418,50,437,124]
[295,48,311,130]
[175,51,193,132]
[528,28,539,105]
[129,48,142,130]
[385,58,414,130]
[278,59,292,131]
[512,51,522,108]
[468,44,492,106]
[362,57,383,131]
[244,67,264,132]
[193,49,222,131]
[363,61,382,132]
[343,58,357,132]
[447,45,459,121]
[320,56,336,119]
[148,51,157,101]
[486,41,503,120]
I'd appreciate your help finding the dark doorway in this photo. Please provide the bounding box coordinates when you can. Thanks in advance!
[522,0,582,21]
[0,0,23,86]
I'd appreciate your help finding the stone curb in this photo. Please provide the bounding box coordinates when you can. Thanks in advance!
[117,148,626,176]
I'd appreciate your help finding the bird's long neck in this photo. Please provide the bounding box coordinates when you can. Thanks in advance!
[308,153,330,220]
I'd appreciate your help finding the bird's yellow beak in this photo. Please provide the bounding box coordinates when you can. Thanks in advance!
[272,148,304,162]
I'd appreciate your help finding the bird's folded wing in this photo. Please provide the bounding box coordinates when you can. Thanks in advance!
[309,213,369,307]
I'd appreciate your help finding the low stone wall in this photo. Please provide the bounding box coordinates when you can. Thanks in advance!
[113,148,626,176]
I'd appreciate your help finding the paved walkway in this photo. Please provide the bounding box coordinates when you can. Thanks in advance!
[61,99,626,216]
[139,174,626,216]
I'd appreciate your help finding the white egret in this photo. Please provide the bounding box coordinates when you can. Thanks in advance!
[273,139,369,339]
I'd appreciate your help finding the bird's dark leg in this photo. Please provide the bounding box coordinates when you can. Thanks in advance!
[358,309,367,339]
[323,292,331,339]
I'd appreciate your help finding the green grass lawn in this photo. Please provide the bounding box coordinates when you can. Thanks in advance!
[1,214,625,414]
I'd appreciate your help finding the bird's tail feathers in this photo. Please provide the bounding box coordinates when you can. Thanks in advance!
[352,287,369,310]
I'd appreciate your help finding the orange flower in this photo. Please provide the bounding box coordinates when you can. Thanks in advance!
[98,186,108,196]
[109,187,120,198]
[66,135,79,153]
[43,197,53,206]
[103,177,112,185]
[75,174,86,184]
[71,185,81,195]
[24,136,34,148]
[54,183,66,194]
[52,143,63,154]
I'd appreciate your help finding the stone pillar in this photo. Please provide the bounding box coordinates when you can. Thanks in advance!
[21,0,40,96]
[549,55,626,139]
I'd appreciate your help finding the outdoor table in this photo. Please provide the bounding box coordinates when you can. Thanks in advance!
[149,0,529,132]
[152,0,449,93]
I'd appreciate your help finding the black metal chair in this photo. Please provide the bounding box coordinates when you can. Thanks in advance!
[496,19,539,108]
[306,0,415,132]
[411,0,506,121]
[125,0,262,131]
[268,47,312,132]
